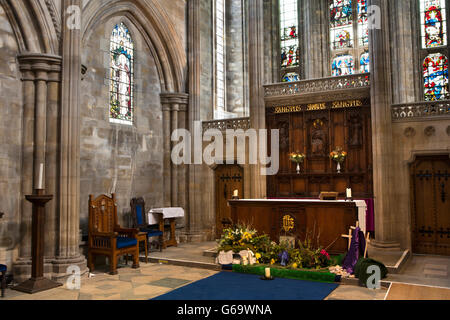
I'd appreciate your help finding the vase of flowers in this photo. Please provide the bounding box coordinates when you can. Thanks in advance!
[330,147,347,173]
[289,152,306,174]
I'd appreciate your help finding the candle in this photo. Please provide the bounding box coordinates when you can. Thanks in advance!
[346,188,352,199]
[38,163,44,190]
[265,267,271,278]
[233,190,239,197]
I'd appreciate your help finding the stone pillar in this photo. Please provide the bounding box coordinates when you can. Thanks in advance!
[161,93,190,210]
[187,0,203,241]
[52,0,87,280]
[368,0,400,249]
[302,0,329,79]
[14,54,63,282]
[162,102,172,207]
[247,0,266,199]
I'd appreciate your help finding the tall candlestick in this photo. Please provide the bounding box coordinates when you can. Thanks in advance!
[37,163,44,190]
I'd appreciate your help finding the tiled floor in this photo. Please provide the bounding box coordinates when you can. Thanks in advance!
[3,263,218,301]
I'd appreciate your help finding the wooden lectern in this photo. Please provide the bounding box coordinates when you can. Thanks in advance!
[13,190,62,294]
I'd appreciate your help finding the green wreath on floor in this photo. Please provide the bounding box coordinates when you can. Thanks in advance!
[354,258,388,287]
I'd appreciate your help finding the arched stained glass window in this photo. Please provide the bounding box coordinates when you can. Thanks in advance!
[330,0,369,76]
[280,0,299,81]
[110,23,134,125]
[423,53,449,100]
[420,0,447,49]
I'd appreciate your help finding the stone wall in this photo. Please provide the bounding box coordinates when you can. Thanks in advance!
[0,5,23,269]
[80,16,164,233]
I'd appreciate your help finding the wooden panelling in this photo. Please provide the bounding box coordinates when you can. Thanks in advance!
[266,100,373,198]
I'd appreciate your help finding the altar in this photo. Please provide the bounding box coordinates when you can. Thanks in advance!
[228,199,366,253]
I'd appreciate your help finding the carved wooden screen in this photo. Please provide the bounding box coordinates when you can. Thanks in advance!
[266,99,373,198]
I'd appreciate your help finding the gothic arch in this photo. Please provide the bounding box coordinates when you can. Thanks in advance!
[82,0,187,93]
[0,0,60,54]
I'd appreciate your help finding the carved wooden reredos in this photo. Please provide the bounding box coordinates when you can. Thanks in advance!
[265,77,373,199]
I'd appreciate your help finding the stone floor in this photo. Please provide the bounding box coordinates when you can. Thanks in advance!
[2,243,450,300]
[3,263,218,300]
[386,254,450,288]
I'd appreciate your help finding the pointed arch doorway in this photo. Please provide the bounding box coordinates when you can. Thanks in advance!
[215,165,244,238]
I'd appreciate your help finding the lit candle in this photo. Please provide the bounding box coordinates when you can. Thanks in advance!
[265,267,271,278]
[233,190,239,198]
[346,188,352,199]
[38,163,44,190]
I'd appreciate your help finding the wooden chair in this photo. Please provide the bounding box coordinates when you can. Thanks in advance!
[88,194,140,275]
[130,198,164,255]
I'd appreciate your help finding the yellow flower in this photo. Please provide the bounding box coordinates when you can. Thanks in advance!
[255,253,261,260]
[270,259,276,265]
[292,263,298,269]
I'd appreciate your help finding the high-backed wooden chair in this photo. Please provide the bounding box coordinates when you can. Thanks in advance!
[131,197,164,253]
[88,194,140,275]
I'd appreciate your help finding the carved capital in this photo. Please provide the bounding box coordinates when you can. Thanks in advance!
[17,54,62,82]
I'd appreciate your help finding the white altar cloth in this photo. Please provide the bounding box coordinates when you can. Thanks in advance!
[147,207,185,225]
[238,199,368,233]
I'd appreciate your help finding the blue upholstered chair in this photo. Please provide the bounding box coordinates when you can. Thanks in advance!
[0,264,6,298]
[88,194,140,275]
[131,198,164,253]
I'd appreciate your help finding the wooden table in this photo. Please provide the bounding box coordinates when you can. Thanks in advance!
[228,199,365,253]
[148,208,185,249]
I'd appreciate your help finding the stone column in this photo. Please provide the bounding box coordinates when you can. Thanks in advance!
[368,0,400,249]
[162,102,172,207]
[14,54,63,282]
[161,93,190,210]
[187,0,203,241]
[247,0,266,199]
[52,0,87,280]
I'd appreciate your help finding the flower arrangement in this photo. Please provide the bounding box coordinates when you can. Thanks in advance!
[289,151,306,174]
[289,152,306,164]
[217,225,333,270]
[330,147,347,173]
[329,147,347,163]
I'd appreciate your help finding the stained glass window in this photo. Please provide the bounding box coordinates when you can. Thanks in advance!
[282,72,300,82]
[110,23,134,125]
[280,0,299,72]
[420,0,447,49]
[330,0,369,76]
[330,0,354,50]
[423,53,449,100]
[360,50,370,73]
[216,0,226,116]
[332,54,355,76]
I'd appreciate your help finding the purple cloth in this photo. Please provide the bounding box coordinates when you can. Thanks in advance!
[342,227,366,275]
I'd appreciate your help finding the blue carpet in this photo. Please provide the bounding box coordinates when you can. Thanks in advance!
[153,272,339,300]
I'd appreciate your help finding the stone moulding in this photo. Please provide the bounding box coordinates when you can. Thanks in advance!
[263,74,371,101]
[202,117,252,133]
[392,100,450,121]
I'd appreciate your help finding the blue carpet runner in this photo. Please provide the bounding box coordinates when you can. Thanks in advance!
[153,272,339,300]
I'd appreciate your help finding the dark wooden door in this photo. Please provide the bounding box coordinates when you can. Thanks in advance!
[411,155,450,256]
[215,165,244,238]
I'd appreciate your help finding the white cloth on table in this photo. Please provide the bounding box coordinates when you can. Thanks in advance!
[147,207,185,225]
